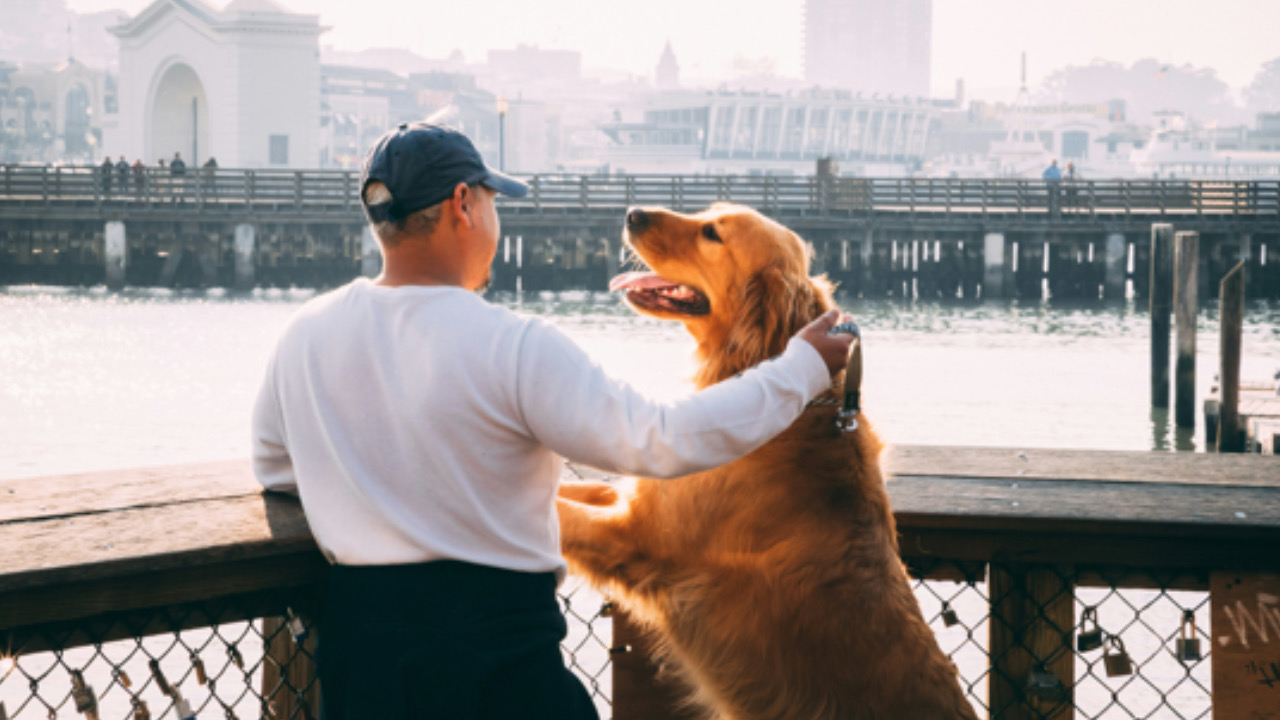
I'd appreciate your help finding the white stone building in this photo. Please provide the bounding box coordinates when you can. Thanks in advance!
[104,0,325,168]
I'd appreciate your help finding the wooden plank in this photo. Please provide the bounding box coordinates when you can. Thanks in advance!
[883,444,1280,488]
[0,459,257,523]
[888,475,1280,535]
[0,494,316,593]
[1219,261,1247,451]
[1210,572,1280,720]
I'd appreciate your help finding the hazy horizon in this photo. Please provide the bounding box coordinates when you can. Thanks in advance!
[58,0,1280,100]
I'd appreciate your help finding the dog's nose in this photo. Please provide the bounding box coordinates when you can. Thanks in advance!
[625,207,649,233]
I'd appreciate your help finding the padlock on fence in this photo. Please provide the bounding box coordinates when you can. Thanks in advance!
[1103,635,1133,677]
[192,653,208,685]
[1076,606,1104,652]
[114,668,132,689]
[1175,609,1202,663]
[941,601,960,627]
[599,600,614,618]
[1025,663,1067,702]
[70,669,100,720]
[132,699,150,720]
[174,691,196,720]
[287,607,309,644]
[149,658,174,697]
[228,643,246,671]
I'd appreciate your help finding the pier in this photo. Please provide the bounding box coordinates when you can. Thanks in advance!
[1,166,1278,298]
[2,448,1277,719]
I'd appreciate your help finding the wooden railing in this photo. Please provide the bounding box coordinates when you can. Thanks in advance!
[2,165,1279,219]
[2,448,1278,718]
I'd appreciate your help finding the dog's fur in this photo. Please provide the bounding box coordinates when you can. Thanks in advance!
[557,204,977,720]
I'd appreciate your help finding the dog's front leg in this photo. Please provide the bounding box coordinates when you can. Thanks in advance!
[557,487,660,596]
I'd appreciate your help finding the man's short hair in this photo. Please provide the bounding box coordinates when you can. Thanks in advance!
[363,181,447,246]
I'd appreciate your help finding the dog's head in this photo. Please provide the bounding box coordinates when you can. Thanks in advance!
[611,203,834,388]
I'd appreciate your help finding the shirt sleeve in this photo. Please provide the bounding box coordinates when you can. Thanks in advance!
[251,351,298,495]
[514,320,832,479]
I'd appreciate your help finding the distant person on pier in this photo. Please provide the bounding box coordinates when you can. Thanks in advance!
[170,152,186,202]
[202,156,218,196]
[132,159,146,196]
[99,156,113,195]
[116,155,129,192]
[251,122,854,720]
[1043,158,1062,215]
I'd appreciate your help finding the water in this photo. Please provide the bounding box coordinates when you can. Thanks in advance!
[2,285,1279,719]
[3,286,1279,481]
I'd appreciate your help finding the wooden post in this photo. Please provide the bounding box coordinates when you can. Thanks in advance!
[1104,232,1126,300]
[1150,224,1174,407]
[984,232,1006,299]
[1217,261,1246,452]
[1174,231,1199,428]
[860,226,874,296]
[262,614,322,720]
[360,225,380,278]
[104,220,126,291]
[988,564,1075,720]
[233,223,255,291]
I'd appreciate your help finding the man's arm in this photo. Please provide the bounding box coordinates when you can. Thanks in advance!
[514,314,840,479]
[251,353,298,495]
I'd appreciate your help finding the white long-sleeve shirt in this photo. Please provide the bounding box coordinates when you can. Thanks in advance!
[252,278,830,578]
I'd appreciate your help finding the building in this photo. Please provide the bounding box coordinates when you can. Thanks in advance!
[803,0,931,99]
[0,58,112,163]
[656,41,679,91]
[597,88,936,176]
[105,0,325,168]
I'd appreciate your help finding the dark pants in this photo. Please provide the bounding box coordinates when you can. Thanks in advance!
[319,561,599,720]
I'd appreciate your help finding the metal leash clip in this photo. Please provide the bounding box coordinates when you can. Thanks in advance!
[827,321,862,432]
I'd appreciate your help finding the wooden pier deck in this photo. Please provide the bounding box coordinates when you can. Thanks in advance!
[2,448,1278,718]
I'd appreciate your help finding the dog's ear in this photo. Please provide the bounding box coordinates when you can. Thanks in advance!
[705,266,831,384]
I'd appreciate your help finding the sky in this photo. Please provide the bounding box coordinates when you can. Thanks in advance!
[64,0,1280,100]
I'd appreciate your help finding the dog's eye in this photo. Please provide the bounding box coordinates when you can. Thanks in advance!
[701,224,721,243]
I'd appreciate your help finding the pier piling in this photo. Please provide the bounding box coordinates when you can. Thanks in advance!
[104,221,126,290]
[1150,224,1174,408]
[234,224,255,291]
[1217,261,1246,452]
[983,232,1005,299]
[1174,231,1199,429]
[1104,232,1126,300]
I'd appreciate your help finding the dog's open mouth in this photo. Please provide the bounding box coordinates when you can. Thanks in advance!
[610,272,710,316]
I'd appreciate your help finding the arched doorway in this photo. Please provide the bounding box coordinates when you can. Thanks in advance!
[64,85,92,160]
[149,63,209,166]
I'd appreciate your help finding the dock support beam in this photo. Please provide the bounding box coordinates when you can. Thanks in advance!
[1104,232,1126,300]
[860,227,874,296]
[361,226,381,278]
[104,221,126,290]
[1150,224,1174,408]
[233,223,255,291]
[1217,261,1246,451]
[984,232,1005,299]
[1174,231,1199,429]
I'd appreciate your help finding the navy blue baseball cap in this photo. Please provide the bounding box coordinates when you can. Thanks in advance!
[360,122,528,224]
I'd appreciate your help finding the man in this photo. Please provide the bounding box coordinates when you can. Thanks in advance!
[1043,158,1062,216]
[99,155,113,195]
[252,122,853,719]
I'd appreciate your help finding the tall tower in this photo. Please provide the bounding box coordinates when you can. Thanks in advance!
[656,40,679,90]
[803,0,932,98]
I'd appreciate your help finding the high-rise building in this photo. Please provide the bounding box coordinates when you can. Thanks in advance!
[803,0,931,99]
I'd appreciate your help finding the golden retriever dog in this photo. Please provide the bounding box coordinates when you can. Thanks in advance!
[557,204,977,720]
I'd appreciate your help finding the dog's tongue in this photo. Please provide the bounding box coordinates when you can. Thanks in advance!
[609,272,675,292]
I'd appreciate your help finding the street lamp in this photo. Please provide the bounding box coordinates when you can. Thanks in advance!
[496,96,507,172]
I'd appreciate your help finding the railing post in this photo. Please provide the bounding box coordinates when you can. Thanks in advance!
[580,175,589,210]
[1217,261,1246,451]
[295,172,304,211]
[261,615,322,720]
[989,564,1075,720]
[41,165,49,206]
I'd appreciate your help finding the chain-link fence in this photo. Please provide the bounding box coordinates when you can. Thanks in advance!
[1,563,1213,719]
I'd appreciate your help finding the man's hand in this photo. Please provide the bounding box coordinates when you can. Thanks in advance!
[796,309,856,377]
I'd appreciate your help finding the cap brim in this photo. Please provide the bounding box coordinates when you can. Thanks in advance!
[480,169,529,198]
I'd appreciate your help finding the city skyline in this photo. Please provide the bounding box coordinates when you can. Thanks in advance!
[56,0,1280,99]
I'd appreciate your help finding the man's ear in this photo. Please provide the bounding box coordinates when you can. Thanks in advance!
[450,183,474,228]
